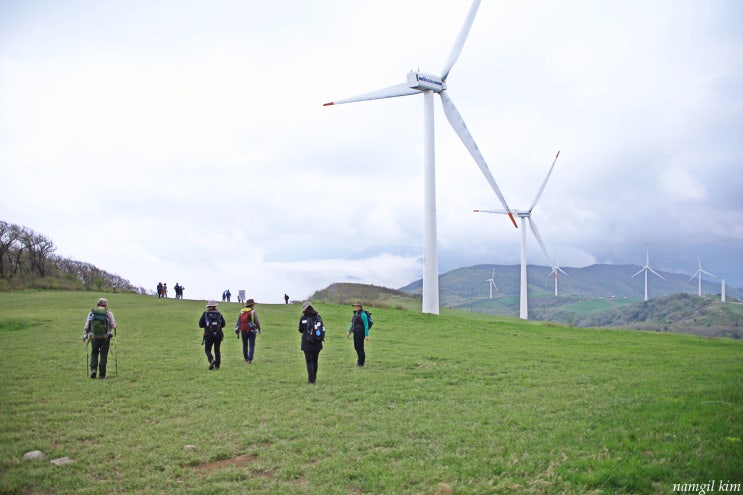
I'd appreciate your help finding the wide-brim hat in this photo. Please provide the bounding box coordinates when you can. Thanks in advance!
[301,301,313,312]
[245,298,255,306]
[206,300,218,308]
[353,300,362,307]
[97,297,108,307]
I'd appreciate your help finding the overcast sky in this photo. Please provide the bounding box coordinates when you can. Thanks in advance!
[1,0,741,304]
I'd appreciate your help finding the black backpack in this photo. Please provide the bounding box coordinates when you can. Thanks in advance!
[204,310,223,336]
[304,313,325,343]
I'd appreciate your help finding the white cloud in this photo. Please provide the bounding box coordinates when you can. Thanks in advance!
[1,0,742,301]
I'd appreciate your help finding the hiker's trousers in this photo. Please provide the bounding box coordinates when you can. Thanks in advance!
[90,338,110,377]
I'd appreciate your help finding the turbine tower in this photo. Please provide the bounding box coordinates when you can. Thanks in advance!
[549,262,568,296]
[324,0,516,315]
[688,255,716,296]
[474,151,563,319]
[632,245,664,301]
[486,269,497,299]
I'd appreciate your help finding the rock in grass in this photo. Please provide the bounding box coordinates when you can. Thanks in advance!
[184,445,196,450]
[23,450,44,460]
[50,457,74,466]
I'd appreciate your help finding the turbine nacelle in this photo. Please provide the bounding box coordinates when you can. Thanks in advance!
[407,72,446,92]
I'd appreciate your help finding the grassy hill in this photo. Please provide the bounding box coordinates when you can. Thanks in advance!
[1,290,742,494]
[309,282,420,310]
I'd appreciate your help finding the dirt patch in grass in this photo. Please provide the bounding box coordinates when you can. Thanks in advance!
[194,454,258,471]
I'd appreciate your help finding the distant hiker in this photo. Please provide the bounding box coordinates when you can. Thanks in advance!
[298,301,323,384]
[284,293,289,305]
[347,301,370,367]
[174,283,184,299]
[162,283,168,298]
[234,298,261,364]
[83,297,117,379]
[157,282,163,298]
[199,300,226,370]
[225,289,231,302]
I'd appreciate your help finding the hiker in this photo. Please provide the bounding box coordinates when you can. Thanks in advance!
[347,301,370,367]
[298,301,323,384]
[225,289,231,302]
[284,293,289,304]
[199,300,226,370]
[234,298,261,363]
[83,297,117,379]
[157,282,163,298]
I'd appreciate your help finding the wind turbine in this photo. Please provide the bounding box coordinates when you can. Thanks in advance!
[323,0,516,315]
[632,245,664,301]
[474,151,563,319]
[486,269,497,299]
[688,255,717,296]
[549,261,568,296]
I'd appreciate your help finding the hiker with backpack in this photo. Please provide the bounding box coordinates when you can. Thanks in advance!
[234,298,261,364]
[347,301,371,367]
[199,300,226,370]
[298,301,324,384]
[82,297,117,379]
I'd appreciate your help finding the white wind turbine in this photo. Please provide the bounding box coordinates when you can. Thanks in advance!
[689,255,717,296]
[323,0,516,315]
[486,269,498,299]
[549,259,568,296]
[632,245,664,301]
[474,151,563,320]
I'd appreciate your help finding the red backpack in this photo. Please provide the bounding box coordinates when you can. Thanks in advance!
[238,309,256,332]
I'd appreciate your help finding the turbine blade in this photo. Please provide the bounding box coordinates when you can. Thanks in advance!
[529,150,560,212]
[557,266,569,277]
[323,82,420,106]
[441,0,481,82]
[631,268,645,278]
[701,269,717,278]
[473,209,510,214]
[527,218,556,268]
[648,267,665,280]
[440,91,517,228]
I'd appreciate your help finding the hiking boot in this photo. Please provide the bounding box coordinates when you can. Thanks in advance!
[90,370,97,379]
[208,360,215,370]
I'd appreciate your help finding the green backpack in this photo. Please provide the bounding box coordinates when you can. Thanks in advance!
[90,307,109,338]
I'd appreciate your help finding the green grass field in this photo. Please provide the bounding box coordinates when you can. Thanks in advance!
[1,290,741,494]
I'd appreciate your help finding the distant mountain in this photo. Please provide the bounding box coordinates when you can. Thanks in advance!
[399,263,742,302]
[396,264,743,338]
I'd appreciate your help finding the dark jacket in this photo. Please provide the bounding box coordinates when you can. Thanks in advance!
[299,309,323,352]
[349,310,369,336]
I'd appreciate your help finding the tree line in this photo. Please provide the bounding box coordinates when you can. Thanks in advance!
[0,220,146,293]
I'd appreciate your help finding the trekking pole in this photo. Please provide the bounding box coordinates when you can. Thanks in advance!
[113,328,118,377]
[83,335,90,377]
